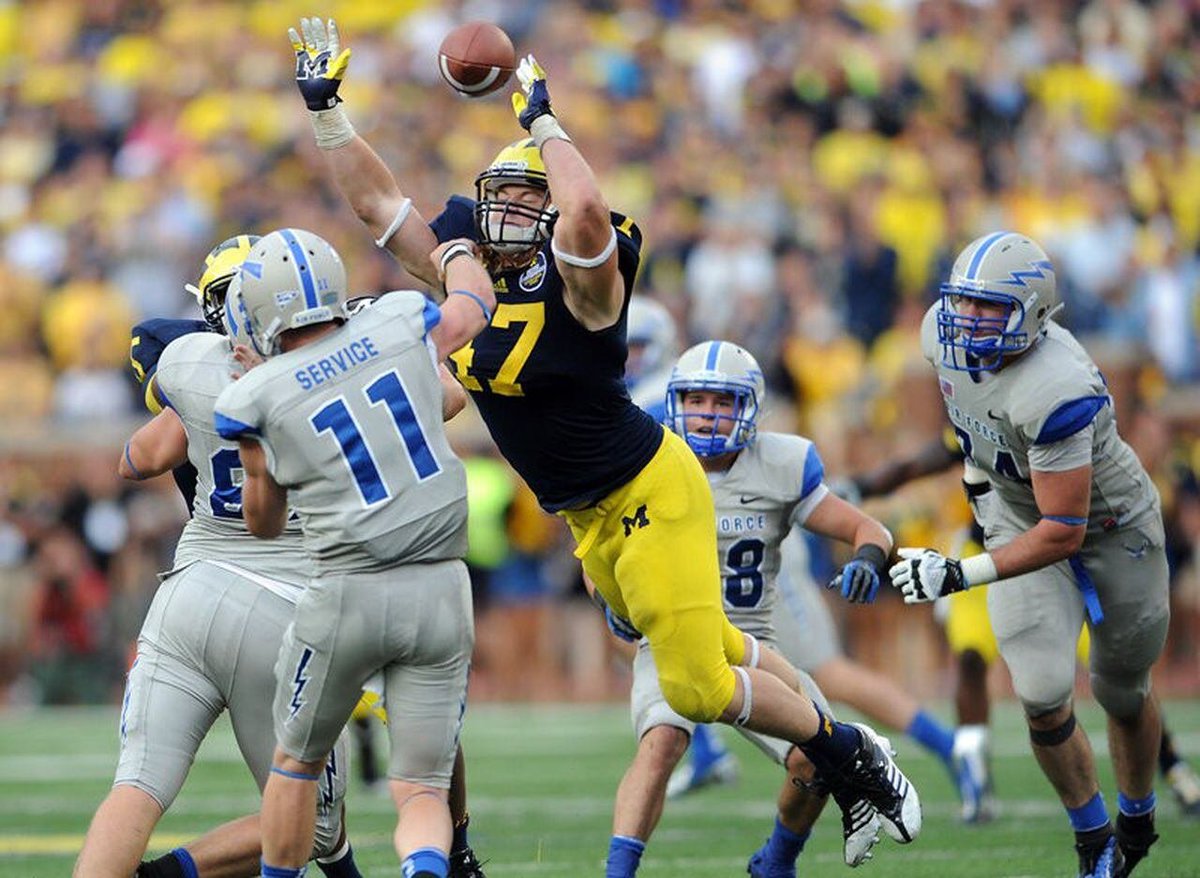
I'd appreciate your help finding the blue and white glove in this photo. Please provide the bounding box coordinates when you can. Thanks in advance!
[511,54,570,147]
[828,543,887,604]
[888,548,969,603]
[289,17,351,111]
[592,590,641,643]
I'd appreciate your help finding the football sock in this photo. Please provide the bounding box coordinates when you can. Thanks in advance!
[315,838,363,877]
[798,706,862,775]
[762,817,809,865]
[452,813,470,854]
[261,864,306,878]
[1117,791,1156,818]
[136,847,197,878]
[906,710,954,765]
[606,835,645,878]
[690,724,725,768]
[1158,729,1180,775]
[1067,792,1110,833]
[401,847,448,878]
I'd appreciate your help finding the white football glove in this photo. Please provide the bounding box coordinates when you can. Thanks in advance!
[888,548,969,604]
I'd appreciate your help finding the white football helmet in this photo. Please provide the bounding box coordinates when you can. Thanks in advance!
[625,295,678,386]
[937,231,1062,372]
[236,228,347,356]
[666,340,765,456]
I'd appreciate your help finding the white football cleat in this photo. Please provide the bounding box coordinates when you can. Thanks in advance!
[952,724,997,823]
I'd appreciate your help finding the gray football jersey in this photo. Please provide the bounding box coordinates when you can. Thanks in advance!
[154,333,309,588]
[709,432,829,639]
[920,304,1159,533]
[214,292,468,572]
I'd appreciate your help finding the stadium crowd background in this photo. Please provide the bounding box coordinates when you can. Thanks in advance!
[0,0,1197,707]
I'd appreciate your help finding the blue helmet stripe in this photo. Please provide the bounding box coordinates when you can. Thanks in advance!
[705,340,722,370]
[965,231,1008,280]
[279,228,319,310]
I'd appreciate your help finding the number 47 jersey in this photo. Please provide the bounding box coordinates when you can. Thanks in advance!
[214,292,469,573]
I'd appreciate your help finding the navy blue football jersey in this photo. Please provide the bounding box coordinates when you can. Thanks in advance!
[129,317,210,511]
[431,196,662,512]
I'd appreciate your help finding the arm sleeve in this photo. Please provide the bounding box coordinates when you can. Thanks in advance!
[213,382,262,441]
[790,443,830,528]
[1028,423,1095,472]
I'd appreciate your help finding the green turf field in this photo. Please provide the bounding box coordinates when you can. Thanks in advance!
[1,698,1197,877]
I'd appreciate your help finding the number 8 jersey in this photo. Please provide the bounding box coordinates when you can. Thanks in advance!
[152,332,309,591]
[214,292,468,572]
[708,432,828,639]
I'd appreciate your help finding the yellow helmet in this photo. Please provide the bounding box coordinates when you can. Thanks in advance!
[473,139,556,268]
[185,234,260,332]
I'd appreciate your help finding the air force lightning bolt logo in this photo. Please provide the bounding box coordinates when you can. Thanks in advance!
[995,259,1054,288]
[288,646,315,720]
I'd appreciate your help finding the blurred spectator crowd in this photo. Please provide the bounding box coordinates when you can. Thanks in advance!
[1,0,1198,705]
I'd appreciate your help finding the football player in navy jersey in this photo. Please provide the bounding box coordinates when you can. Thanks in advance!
[290,17,923,868]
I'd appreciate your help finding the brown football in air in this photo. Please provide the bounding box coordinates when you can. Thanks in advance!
[438,21,515,97]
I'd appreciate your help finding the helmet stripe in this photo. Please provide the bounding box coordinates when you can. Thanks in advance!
[705,340,722,370]
[965,231,1008,280]
[279,228,319,310]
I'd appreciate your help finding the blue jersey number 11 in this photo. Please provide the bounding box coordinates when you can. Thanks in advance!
[310,369,440,506]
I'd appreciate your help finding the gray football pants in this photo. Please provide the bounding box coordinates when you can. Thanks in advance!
[116,560,348,856]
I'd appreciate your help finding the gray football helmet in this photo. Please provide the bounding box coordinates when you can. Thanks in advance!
[937,231,1062,372]
[666,340,765,456]
[237,228,347,356]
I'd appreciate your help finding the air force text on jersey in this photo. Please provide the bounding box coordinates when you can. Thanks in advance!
[294,336,381,390]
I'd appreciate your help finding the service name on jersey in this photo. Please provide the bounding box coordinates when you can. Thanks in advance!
[946,401,1010,449]
[295,336,381,390]
[718,513,767,535]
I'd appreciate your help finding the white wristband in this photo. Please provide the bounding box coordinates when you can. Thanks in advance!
[529,114,571,149]
[309,106,356,150]
[960,553,998,587]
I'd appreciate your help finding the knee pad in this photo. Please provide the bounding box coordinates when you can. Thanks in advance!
[1091,670,1150,721]
[1029,711,1076,747]
[660,673,723,724]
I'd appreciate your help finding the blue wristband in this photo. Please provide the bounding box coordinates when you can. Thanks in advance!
[449,289,492,323]
[124,442,145,480]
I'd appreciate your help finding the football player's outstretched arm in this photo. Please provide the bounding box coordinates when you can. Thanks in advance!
[237,439,288,539]
[806,493,893,604]
[429,239,496,361]
[120,407,189,481]
[511,56,623,330]
[289,16,440,288]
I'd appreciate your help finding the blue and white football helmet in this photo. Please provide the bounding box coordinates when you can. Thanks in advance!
[666,340,764,457]
[937,231,1062,372]
[236,228,347,356]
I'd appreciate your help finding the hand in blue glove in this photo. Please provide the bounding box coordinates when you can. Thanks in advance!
[828,543,888,604]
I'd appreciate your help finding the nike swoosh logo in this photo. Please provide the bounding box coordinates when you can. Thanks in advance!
[987,409,1003,420]
[739,495,763,504]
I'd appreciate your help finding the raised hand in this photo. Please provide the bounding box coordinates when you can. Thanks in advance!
[511,54,553,131]
[888,548,968,604]
[289,16,351,110]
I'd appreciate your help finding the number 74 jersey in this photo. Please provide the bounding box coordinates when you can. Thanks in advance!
[214,291,469,572]
[710,432,829,640]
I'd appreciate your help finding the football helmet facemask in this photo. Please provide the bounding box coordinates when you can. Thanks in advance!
[937,231,1062,372]
[186,234,261,333]
[474,138,556,271]
[237,228,347,356]
[666,340,765,457]
[626,296,678,386]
